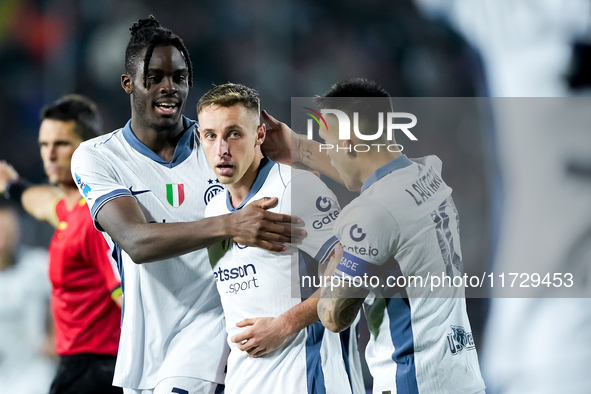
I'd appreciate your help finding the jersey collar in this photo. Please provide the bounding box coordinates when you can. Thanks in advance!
[226,157,276,212]
[122,116,196,168]
[361,154,413,193]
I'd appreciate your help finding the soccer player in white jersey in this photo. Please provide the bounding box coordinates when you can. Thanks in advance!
[263,79,486,394]
[197,83,354,394]
[69,17,304,394]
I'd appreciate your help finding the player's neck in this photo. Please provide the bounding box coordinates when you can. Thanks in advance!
[358,151,402,186]
[130,116,185,162]
[60,183,84,210]
[227,153,264,208]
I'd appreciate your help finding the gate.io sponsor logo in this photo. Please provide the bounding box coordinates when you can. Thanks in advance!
[316,196,332,212]
[349,224,366,242]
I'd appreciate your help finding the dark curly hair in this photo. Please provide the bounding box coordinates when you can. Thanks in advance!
[125,15,193,88]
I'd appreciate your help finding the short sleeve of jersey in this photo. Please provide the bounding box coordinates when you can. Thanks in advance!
[334,201,400,279]
[280,170,340,264]
[71,141,132,230]
[82,219,121,293]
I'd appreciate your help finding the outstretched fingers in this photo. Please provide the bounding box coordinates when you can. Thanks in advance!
[232,198,307,251]
[261,110,281,129]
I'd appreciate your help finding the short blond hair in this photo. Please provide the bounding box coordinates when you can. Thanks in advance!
[197,83,260,118]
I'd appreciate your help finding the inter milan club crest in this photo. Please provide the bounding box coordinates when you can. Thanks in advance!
[166,184,185,208]
[204,179,224,205]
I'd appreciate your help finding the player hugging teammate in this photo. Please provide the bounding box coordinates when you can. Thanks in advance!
[66,14,484,394]
[197,83,362,394]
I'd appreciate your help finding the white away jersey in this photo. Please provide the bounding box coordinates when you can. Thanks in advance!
[334,155,485,394]
[70,118,228,389]
[205,159,353,394]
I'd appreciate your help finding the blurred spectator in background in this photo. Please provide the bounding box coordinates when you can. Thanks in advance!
[416,0,591,393]
[0,94,123,394]
[0,0,478,189]
[0,202,56,393]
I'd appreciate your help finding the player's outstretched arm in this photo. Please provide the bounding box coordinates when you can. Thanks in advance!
[0,161,60,227]
[21,186,61,227]
[96,196,305,264]
[0,161,19,193]
[261,110,343,184]
[318,244,368,333]
[231,291,320,358]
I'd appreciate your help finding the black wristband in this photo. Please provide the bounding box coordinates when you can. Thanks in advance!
[3,178,30,205]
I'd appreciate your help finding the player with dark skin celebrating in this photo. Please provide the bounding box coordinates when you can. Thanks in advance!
[71,16,305,394]
[98,26,300,261]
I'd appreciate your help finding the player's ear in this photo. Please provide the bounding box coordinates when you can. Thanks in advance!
[255,123,266,146]
[121,74,133,94]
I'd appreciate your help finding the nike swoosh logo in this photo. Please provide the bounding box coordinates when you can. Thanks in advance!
[129,187,151,196]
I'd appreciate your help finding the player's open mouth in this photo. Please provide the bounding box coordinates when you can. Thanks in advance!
[155,102,178,115]
[216,164,233,176]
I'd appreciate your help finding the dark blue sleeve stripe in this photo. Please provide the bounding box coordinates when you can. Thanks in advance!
[91,188,132,230]
[305,322,327,394]
[339,328,353,388]
[314,235,339,265]
[337,251,381,278]
[387,296,419,393]
[111,242,125,328]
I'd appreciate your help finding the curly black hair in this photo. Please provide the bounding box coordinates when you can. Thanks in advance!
[125,15,193,88]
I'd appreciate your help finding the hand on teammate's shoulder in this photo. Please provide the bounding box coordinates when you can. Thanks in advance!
[229,197,306,252]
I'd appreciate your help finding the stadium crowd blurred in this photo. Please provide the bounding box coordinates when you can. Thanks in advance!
[0,0,484,201]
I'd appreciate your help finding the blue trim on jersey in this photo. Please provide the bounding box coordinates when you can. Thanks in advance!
[278,164,287,187]
[361,155,413,193]
[339,328,353,389]
[337,251,381,278]
[111,242,125,327]
[306,322,327,394]
[225,157,276,212]
[122,117,196,168]
[214,384,225,394]
[94,129,120,147]
[92,188,133,231]
[314,235,339,265]
[479,100,504,272]
[298,251,320,299]
[387,296,419,394]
